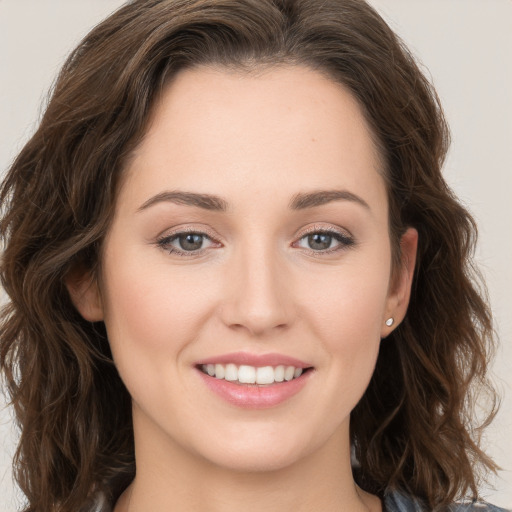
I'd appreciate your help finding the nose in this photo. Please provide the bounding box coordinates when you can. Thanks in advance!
[219,243,293,337]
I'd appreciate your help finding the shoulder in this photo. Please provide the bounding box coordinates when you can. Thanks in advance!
[384,489,510,512]
[450,504,511,512]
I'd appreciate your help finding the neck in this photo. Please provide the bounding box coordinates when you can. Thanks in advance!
[115,413,381,512]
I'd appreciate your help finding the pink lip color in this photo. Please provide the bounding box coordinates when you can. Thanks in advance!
[194,352,313,409]
[196,369,312,409]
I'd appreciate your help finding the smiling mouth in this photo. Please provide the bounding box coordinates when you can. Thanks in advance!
[198,363,313,386]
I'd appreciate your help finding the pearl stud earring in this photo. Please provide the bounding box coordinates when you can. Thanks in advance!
[385,318,394,327]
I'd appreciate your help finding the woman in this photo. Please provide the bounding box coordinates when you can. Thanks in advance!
[0,1,508,511]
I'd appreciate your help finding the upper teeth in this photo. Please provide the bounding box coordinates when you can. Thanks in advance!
[201,364,303,384]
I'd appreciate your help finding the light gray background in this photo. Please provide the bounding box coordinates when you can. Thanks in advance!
[1,1,510,510]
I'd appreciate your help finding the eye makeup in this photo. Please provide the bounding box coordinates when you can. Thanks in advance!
[155,223,355,258]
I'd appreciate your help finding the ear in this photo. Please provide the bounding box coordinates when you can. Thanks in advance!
[381,227,418,337]
[65,265,104,322]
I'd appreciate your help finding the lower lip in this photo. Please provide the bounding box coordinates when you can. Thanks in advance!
[196,368,313,409]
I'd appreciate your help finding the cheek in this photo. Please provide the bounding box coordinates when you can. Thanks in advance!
[100,245,218,369]
[298,252,391,389]
[304,262,391,343]
[99,254,222,424]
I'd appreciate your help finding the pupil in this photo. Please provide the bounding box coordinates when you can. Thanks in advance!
[179,233,203,251]
[308,233,331,250]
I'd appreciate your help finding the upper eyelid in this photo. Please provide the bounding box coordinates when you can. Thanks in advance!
[295,223,354,241]
[157,223,351,242]
[157,225,221,241]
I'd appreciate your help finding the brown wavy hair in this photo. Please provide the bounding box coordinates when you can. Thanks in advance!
[0,1,499,511]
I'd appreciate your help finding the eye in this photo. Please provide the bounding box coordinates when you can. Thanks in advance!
[295,229,354,254]
[156,231,219,255]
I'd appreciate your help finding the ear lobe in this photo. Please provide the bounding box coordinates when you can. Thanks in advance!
[382,227,418,336]
[65,266,104,322]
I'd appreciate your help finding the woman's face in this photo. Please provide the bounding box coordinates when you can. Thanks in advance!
[71,65,416,472]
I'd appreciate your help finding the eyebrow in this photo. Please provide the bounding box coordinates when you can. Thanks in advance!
[289,190,370,211]
[138,191,229,212]
[137,189,370,212]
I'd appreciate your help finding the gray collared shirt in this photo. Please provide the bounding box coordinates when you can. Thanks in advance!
[384,489,510,512]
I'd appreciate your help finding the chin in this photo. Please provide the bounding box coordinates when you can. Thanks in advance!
[206,448,305,474]
[190,428,324,474]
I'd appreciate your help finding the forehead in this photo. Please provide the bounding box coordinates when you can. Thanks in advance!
[121,65,386,215]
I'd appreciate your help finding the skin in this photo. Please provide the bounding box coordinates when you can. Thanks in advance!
[68,65,417,512]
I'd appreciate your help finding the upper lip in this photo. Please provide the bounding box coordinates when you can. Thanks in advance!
[195,352,312,368]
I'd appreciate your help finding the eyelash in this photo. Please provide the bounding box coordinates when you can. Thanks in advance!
[294,226,355,256]
[156,227,220,257]
[156,226,355,257]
